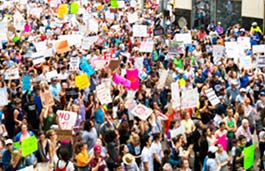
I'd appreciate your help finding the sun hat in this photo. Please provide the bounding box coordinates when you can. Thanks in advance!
[122,153,135,165]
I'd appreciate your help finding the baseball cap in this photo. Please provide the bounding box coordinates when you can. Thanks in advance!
[240,88,246,92]
[260,92,265,96]
[94,145,101,153]
[208,146,218,153]
[5,139,13,145]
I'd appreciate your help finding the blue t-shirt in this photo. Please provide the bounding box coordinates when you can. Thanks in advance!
[94,109,104,124]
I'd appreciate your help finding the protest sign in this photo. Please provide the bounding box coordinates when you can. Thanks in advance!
[173,33,192,44]
[55,130,72,141]
[134,57,144,71]
[257,56,265,68]
[70,2,79,14]
[32,52,45,65]
[69,57,80,71]
[205,88,220,106]
[153,26,164,36]
[96,83,112,104]
[22,74,31,92]
[80,61,95,76]
[139,41,154,53]
[133,25,148,37]
[57,110,77,130]
[13,12,25,31]
[168,41,185,54]
[58,4,68,19]
[65,88,79,101]
[240,55,252,69]
[243,144,255,170]
[109,59,121,71]
[81,36,98,49]
[5,68,19,80]
[171,82,180,108]
[18,166,34,171]
[19,0,27,5]
[21,136,38,157]
[181,88,199,109]
[0,87,8,106]
[131,104,153,120]
[171,124,186,139]
[126,69,140,90]
[34,41,47,52]
[217,134,227,151]
[157,70,168,89]
[212,45,225,57]
[55,40,71,54]
[113,74,131,88]
[252,45,265,53]
[88,19,98,33]
[92,59,108,71]
[111,0,119,8]
[40,92,55,107]
[45,70,58,82]
[237,36,251,50]
[128,12,138,23]
[58,34,83,47]
[105,11,115,20]
[118,1,125,8]
[75,74,90,89]
[225,42,240,59]
[0,22,8,41]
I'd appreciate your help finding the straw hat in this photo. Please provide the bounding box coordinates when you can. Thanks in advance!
[122,153,135,165]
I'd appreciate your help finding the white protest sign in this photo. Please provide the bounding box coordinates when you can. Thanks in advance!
[118,1,125,8]
[70,57,80,71]
[212,45,225,57]
[225,42,240,59]
[139,41,154,53]
[157,70,168,89]
[18,165,34,171]
[131,104,153,120]
[14,12,25,31]
[171,124,186,139]
[5,68,19,80]
[57,110,77,130]
[32,52,45,65]
[130,0,137,7]
[252,45,265,53]
[45,70,58,82]
[134,57,144,71]
[0,22,8,41]
[237,36,251,50]
[181,88,199,109]
[174,33,192,44]
[96,83,112,104]
[92,59,108,71]
[81,36,98,50]
[58,34,83,47]
[133,25,148,37]
[128,12,138,24]
[256,56,265,68]
[30,8,42,18]
[34,41,47,52]
[171,81,180,108]
[240,55,252,69]
[88,19,98,33]
[105,11,115,20]
[205,88,220,106]
[0,87,8,106]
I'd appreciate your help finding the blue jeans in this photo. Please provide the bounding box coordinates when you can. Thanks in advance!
[77,166,89,171]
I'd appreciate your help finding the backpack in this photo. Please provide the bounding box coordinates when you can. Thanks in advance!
[56,160,69,171]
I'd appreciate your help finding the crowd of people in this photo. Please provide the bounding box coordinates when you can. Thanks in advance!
[0,0,264,171]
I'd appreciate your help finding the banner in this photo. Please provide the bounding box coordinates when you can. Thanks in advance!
[171,82,180,108]
[75,73,90,89]
[32,52,45,65]
[252,45,265,53]
[157,70,168,89]
[70,2,79,14]
[5,68,19,80]
[256,56,265,68]
[212,45,225,57]
[0,87,8,106]
[240,55,252,69]
[40,92,55,107]
[217,134,227,151]
[80,61,95,76]
[181,88,199,109]
[55,130,72,141]
[139,41,154,53]
[133,25,148,37]
[57,110,77,130]
[96,83,112,105]
[243,144,255,170]
[69,57,80,71]
[168,41,185,54]
[22,75,31,91]
[113,74,131,88]
[21,136,38,157]
[173,33,192,44]
[55,40,71,54]
[131,104,153,120]
[126,69,140,90]
[205,88,220,106]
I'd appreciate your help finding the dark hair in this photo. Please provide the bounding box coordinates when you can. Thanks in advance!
[219,121,225,127]
[142,135,150,146]
[169,120,177,129]
[83,119,92,131]
[104,130,117,143]
[208,151,216,158]
[238,135,246,141]
[152,133,161,141]
[58,148,70,162]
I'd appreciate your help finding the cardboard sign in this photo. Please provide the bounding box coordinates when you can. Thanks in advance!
[55,40,71,54]
[69,57,80,71]
[133,25,148,37]
[212,45,225,57]
[65,88,79,101]
[257,56,265,68]
[174,33,192,44]
[171,82,180,108]
[75,73,90,89]
[131,104,153,120]
[205,88,220,106]
[252,45,265,53]
[181,88,199,109]
[108,59,121,71]
[168,41,185,54]
[96,83,112,105]
[5,68,19,80]
[55,130,72,141]
[40,92,55,107]
[157,70,168,89]
[0,87,8,106]
[57,110,77,130]
[139,41,154,53]
[21,136,38,157]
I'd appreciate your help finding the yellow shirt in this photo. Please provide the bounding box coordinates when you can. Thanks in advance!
[76,149,90,167]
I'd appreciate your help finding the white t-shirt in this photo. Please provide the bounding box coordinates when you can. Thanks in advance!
[151,141,162,161]
[54,155,75,171]
[141,146,154,171]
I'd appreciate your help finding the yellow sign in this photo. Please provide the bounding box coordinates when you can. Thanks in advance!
[58,4,68,19]
[75,74,90,89]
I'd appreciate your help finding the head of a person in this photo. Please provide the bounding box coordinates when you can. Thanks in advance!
[94,144,102,158]
[46,129,57,141]
[5,139,13,151]
[143,135,151,147]
[152,133,161,142]
[238,135,246,147]
[260,91,265,101]
[242,119,249,129]
[21,124,28,135]
[128,132,140,146]
[58,147,70,162]
[240,88,246,95]
[162,163,173,171]
[208,146,218,158]
[219,121,226,130]
[38,131,46,141]
[226,106,234,117]
[180,159,190,169]
[217,144,224,153]
[83,119,93,131]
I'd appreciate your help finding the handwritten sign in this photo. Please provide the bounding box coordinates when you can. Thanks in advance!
[174,33,192,44]
[252,45,265,53]
[40,92,55,107]
[157,70,168,89]
[5,68,19,80]
[139,41,154,53]
[0,87,8,106]
[257,56,265,68]
[131,104,153,120]
[32,52,45,65]
[21,136,38,157]
[168,41,185,54]
[55,130,72,141]
[240,55,252,69]
[96,83,112,105]
[181,88,199,109]
[57,110,77,130]
[171,82,180,108]
[133,25,148,37]
[212,45,225,57]
[205,88,220,106]
[69,57,80,71]
[75,74,90,89]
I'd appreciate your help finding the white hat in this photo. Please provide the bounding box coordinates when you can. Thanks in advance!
[240,28,245,32]
[231,80,238,85]
[5,139,13,145]
[240,88,246,92]
[252,22,257,26]
[217,21,221,25]
[208,146,218,153]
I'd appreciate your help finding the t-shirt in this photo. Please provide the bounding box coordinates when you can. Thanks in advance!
[81,128,98,151]
[54,155,75,171]
[141,146,154,171]
[206,158,219,171]
[151,141,162,161]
